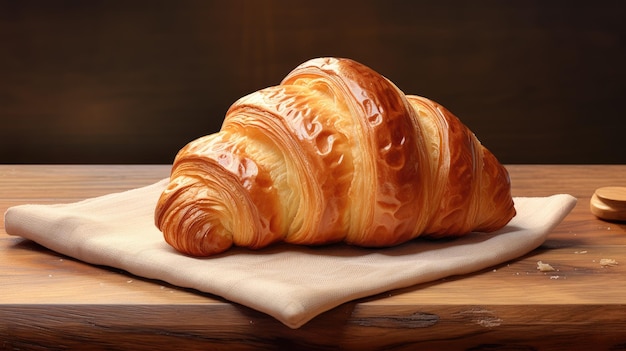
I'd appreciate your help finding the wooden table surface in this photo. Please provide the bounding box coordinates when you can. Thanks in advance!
[1,165,625,350]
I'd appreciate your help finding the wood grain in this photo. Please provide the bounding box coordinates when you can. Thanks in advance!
[1,165,626,350]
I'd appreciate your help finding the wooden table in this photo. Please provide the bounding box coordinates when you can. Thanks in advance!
[1,165,625,350]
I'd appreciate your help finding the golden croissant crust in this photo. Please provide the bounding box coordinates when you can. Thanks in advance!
[155,57,516,257]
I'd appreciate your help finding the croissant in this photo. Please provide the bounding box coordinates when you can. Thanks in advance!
[155,57,516,257]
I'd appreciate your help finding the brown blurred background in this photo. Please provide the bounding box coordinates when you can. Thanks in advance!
[1,0,624,164]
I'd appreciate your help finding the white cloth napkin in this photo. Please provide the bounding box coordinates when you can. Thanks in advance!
[4,179,576,329]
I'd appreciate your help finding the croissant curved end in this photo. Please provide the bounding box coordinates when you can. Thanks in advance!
[155,156,264,256]
[155,178,227,256]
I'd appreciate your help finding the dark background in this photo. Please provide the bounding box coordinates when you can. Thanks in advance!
[1,0,624,164]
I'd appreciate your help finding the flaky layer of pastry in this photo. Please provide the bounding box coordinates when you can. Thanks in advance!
[155,57,516,257]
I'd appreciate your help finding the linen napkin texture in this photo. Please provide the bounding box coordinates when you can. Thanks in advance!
[4,179,576,329]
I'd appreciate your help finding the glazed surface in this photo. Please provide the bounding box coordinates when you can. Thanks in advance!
[155,57,516,256]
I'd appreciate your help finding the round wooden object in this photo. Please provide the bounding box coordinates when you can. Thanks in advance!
[590,186,626,221]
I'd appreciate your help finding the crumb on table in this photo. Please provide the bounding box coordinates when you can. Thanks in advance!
[536,261,556,272]
[599,258,618,267]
